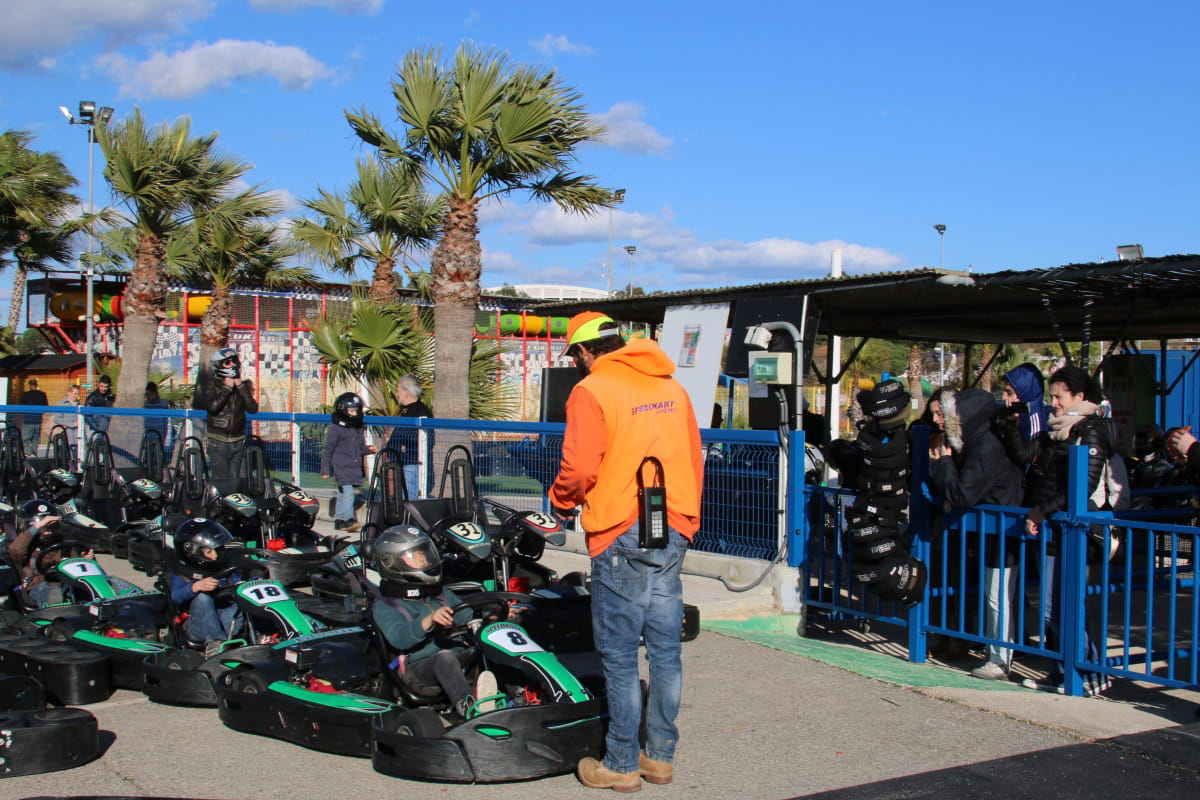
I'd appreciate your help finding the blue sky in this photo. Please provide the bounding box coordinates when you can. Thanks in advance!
[3,1,1197,298]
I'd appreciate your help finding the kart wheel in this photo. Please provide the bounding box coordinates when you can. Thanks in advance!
[48,619,75,643]
[392,707,443,737]
[230,669,268,695]
[160,649,205,672]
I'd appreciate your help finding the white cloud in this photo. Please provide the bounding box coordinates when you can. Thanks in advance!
[594,102,672,156]
[529,34,594,57]
[99,39,332,100]
[506,202,904,290]
[0,0,212,70]
[249,0,384,13]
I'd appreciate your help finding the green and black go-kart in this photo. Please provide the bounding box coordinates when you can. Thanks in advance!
[142,562,351,707]
[20,556,172,692]
[215,589,606,782]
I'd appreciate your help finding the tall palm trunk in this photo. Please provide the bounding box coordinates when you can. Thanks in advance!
[369,254,399,304]
[198,284,234,368]
[430,197,481,421]
[7,262,27,332]
[109,234,167,464]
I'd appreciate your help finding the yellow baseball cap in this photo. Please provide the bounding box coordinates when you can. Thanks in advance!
[562,311,620,357]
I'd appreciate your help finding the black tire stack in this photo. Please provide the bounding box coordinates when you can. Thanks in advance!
[846,379,927,606]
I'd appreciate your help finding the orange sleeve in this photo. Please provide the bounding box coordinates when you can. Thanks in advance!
[548,387,607,511]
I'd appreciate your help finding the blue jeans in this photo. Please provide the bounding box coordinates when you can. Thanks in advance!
[335,483,357,522]
[403,464,420,500]
[186,591,243,644]
[590,526,687,774]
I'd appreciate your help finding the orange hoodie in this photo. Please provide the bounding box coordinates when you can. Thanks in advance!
[549,338,704,557]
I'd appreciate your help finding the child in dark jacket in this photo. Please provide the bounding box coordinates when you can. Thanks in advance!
[369,524,500,719]
[321,392,376,532]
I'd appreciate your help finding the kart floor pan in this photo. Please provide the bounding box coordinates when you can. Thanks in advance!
[371,699,606,783]
[216,681,390,757]
[0,632,112,705]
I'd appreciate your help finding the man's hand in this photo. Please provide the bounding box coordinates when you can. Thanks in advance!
[1025,508,1044,536]
[552,505,577,526]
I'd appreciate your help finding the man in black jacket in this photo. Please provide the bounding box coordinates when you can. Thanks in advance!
[192,348,258,480]
[85,375,115,435]
[18,378,49,453]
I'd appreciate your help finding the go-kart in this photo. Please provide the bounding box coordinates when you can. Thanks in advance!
[130,437,336,588]
[19,557,172,691]
[0,675,100,778]
[142,558,344,707]
[215,588,606,782]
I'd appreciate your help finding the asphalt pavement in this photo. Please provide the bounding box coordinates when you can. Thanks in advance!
[5,511,1199,799]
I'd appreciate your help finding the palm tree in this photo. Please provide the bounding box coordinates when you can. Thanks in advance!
[97,109,262,412]
[171,196,313,365]
[347,43,614,419]
[0,130,79,331]
[291,158,441,303]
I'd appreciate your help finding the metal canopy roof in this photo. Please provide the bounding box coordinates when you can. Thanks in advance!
[535,254,1200,344]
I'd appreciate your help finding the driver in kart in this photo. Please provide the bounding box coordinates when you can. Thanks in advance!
[370,524,500,719]
[169,518,246,658]
[7,498,135,606]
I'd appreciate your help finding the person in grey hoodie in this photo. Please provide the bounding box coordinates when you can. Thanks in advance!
[928,387,1023,681]
[320,392,376,532]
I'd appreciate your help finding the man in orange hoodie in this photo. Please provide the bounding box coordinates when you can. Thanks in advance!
[549,312,703,792]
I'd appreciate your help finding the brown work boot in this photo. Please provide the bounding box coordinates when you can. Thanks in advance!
[342,520,361,533]
[639,753,672,785]
[576,757,641,792]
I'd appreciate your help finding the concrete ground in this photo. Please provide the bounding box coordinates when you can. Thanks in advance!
[3,509,1198,798]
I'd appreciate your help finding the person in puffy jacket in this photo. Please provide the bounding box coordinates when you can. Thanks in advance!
[320,392,376,532]
[928,388,1023,681]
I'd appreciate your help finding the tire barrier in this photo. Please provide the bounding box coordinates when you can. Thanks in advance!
[0,630,113,706]
[846,378,928,606]
[0,703,100,778]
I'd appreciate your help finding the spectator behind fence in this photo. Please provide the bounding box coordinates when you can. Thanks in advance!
[995,362,1049,504]
[927,387,1023,682]
[1023,365,1127,697]
[52,384,82,456]
[84,375,115,435]
[386,375,432,500]
[191,348,257,480]
[18,378,49,454]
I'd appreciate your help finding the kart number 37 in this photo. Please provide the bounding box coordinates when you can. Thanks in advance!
[483,626,544,654]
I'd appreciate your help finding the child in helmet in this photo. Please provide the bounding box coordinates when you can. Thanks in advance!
[8,499,67,606]
[369,524,499,718]
[169,518,245,656]
[321,392,376,532]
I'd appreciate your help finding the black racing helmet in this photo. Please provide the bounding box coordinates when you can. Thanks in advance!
[333,392,365,429]
[373,524,443,586]
[211,347,241,380]
[173,517,235,568]
[18,499,59,534]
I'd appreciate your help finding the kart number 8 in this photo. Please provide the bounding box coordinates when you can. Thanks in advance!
[484,628,544,654]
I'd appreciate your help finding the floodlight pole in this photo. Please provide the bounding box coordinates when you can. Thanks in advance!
[606,189,626,296]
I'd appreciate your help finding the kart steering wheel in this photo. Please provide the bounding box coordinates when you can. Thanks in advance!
[444,590,533,631]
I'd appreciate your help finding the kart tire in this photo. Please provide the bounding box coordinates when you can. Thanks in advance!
[229,668,269,695]
[392,707,444,737]
[48,619,75,643]
[161,649,206,671]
